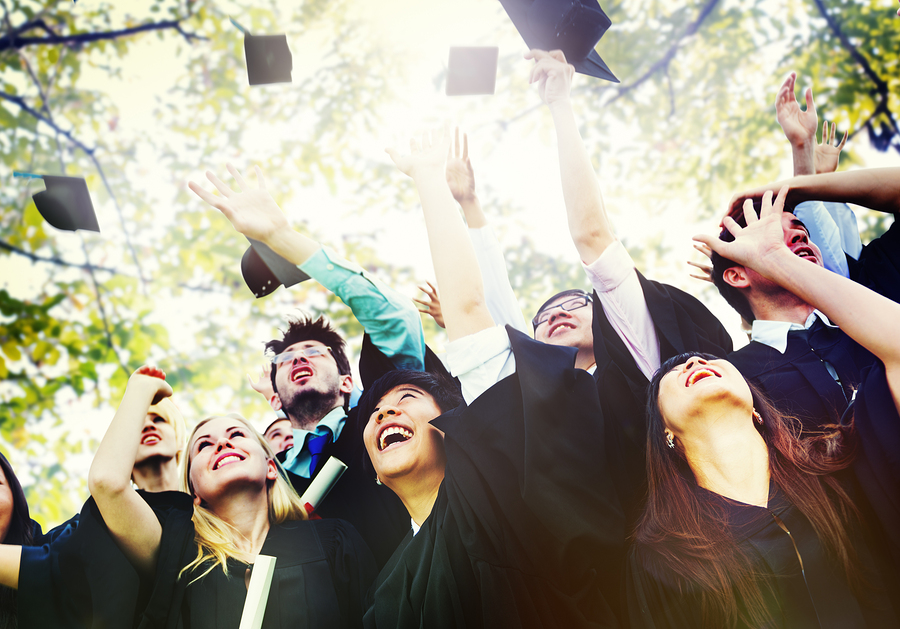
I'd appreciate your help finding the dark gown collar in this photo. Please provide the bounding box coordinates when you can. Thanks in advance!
[691,480,791,540]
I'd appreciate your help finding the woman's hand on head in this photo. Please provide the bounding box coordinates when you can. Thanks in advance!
[129,365,173,405]
[695,186,791,271]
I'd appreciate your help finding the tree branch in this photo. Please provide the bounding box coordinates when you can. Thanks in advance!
[0,238,229,294]
[0,19,206,52]
[811,0,898,140]
[0,91,96,155]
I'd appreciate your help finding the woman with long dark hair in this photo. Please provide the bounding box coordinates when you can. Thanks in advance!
[0,452,34,629]
[627,188,900,627]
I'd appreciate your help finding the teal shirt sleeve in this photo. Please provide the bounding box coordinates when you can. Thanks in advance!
[300,247,425,370]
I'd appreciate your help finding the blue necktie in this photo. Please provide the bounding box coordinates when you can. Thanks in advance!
[307,431,331,474]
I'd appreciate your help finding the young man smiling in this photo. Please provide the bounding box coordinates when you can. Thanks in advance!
[190,165,423,568]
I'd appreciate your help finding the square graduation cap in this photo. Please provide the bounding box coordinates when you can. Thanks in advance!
[446,47,499,96]
[16,173,100,233]
[244,33,293,85]
[499,0,618,83]
[241,238,310,299]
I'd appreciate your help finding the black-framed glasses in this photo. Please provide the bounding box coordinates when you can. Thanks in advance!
[272,346,332,365]
[532,295,591,328]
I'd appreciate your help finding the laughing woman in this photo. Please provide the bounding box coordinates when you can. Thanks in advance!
[627,189,900,628]
[87,366,376,629]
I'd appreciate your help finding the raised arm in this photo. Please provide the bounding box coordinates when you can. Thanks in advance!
[387,128,494,341]
[699,188,900,409]
[88,366,172,577]
[190,165,425,369]
[775,72,818,177]
[526,49,615,263]
[727,168,900,218]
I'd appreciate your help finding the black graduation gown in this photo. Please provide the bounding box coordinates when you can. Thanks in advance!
[364,329,625,629]
[728,319,875,430]
[279,410,410,571]
[626,485,898,629]
[148,516,377,629]
[18,491,193,629]
[591,273,733,522]
[847,216,900,305]
[279,332,426,570]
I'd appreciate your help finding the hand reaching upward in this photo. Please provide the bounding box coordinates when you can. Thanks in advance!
[775,72,818,149]
[386,126,451,181]
[445,127,476,204]
[525,49,574,107]
[189,164,289,244]
[815,120,848,174]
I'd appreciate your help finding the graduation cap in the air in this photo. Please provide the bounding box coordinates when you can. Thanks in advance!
[241,237,310,298]
[231,18,292,85]
[15,172,100,233]
[498,0,618,83]
[446,47,499,96]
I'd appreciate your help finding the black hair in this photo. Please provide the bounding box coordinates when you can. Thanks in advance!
[265,314,352,409]
[0,452,34,629]
[710,198,800,324]
[355,370,463,473]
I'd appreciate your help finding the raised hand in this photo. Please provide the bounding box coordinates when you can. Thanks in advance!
[129,365,173,405]
[696,187,790,273]
[525,49,574,107]
[775,72,818,148]
[687,243,715,284]
[445,127,476,204]
[188,164,289,245]
[413,281,446,328]
[247,363,278,409]
[386,126,451,181]
[815,120,848,174]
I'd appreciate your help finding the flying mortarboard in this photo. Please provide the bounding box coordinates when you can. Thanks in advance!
[446,47,500,96]
[241,237,310,299]
[231,18,292,86]
[14,172,100,233]
[498,0,618,83]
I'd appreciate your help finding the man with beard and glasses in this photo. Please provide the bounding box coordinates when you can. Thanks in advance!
[190,164,423,569]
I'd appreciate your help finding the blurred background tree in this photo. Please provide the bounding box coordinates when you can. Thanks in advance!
[1,0,897,525]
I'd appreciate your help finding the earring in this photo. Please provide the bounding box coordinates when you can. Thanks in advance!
[375,476,382,486]
[666,432,675,449]
[753,409,763,425]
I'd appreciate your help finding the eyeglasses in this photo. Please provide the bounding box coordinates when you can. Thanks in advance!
[532,295,591,328]
[272,346,332,365]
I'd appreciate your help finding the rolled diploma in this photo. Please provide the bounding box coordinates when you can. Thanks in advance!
[299,457,348,514]
[239,554,276,629]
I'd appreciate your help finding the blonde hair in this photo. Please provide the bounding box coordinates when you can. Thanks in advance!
[179,413,307,581]
[148,397,187,463]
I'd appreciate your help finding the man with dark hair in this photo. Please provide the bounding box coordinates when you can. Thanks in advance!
[710,167,900,428]
[190,164,423,568]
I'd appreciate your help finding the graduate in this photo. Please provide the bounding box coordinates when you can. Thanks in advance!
[0,452,36,629]
[86,365,377,629]
[1,396,184,628]
[357,126,625,628]
[627,188,900,628]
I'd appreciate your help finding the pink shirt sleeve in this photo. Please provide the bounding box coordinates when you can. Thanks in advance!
[582,241,661,380]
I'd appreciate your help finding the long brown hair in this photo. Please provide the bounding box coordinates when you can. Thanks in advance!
[634,352,860,627]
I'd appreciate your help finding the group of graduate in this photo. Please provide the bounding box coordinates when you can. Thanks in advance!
[1,48,900,629]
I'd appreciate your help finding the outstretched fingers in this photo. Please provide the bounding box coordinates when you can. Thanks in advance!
[226,163,248,192]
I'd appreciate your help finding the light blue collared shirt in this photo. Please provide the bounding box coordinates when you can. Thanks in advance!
[300,247,426,371]
[283,406,347,479]
[793,201,862,278]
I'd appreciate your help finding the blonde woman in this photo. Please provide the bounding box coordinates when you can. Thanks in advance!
[88,366,375,629]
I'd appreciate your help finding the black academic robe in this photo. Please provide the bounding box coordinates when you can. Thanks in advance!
[18,491,192,629]
[150,516,377,629]
[728,319,875,430]
[847,216,900,305]
[279,411,410,570]
[591,273,733,522]
[626,485,899,629]
[626,364,900,629]
[365,329,625,629]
